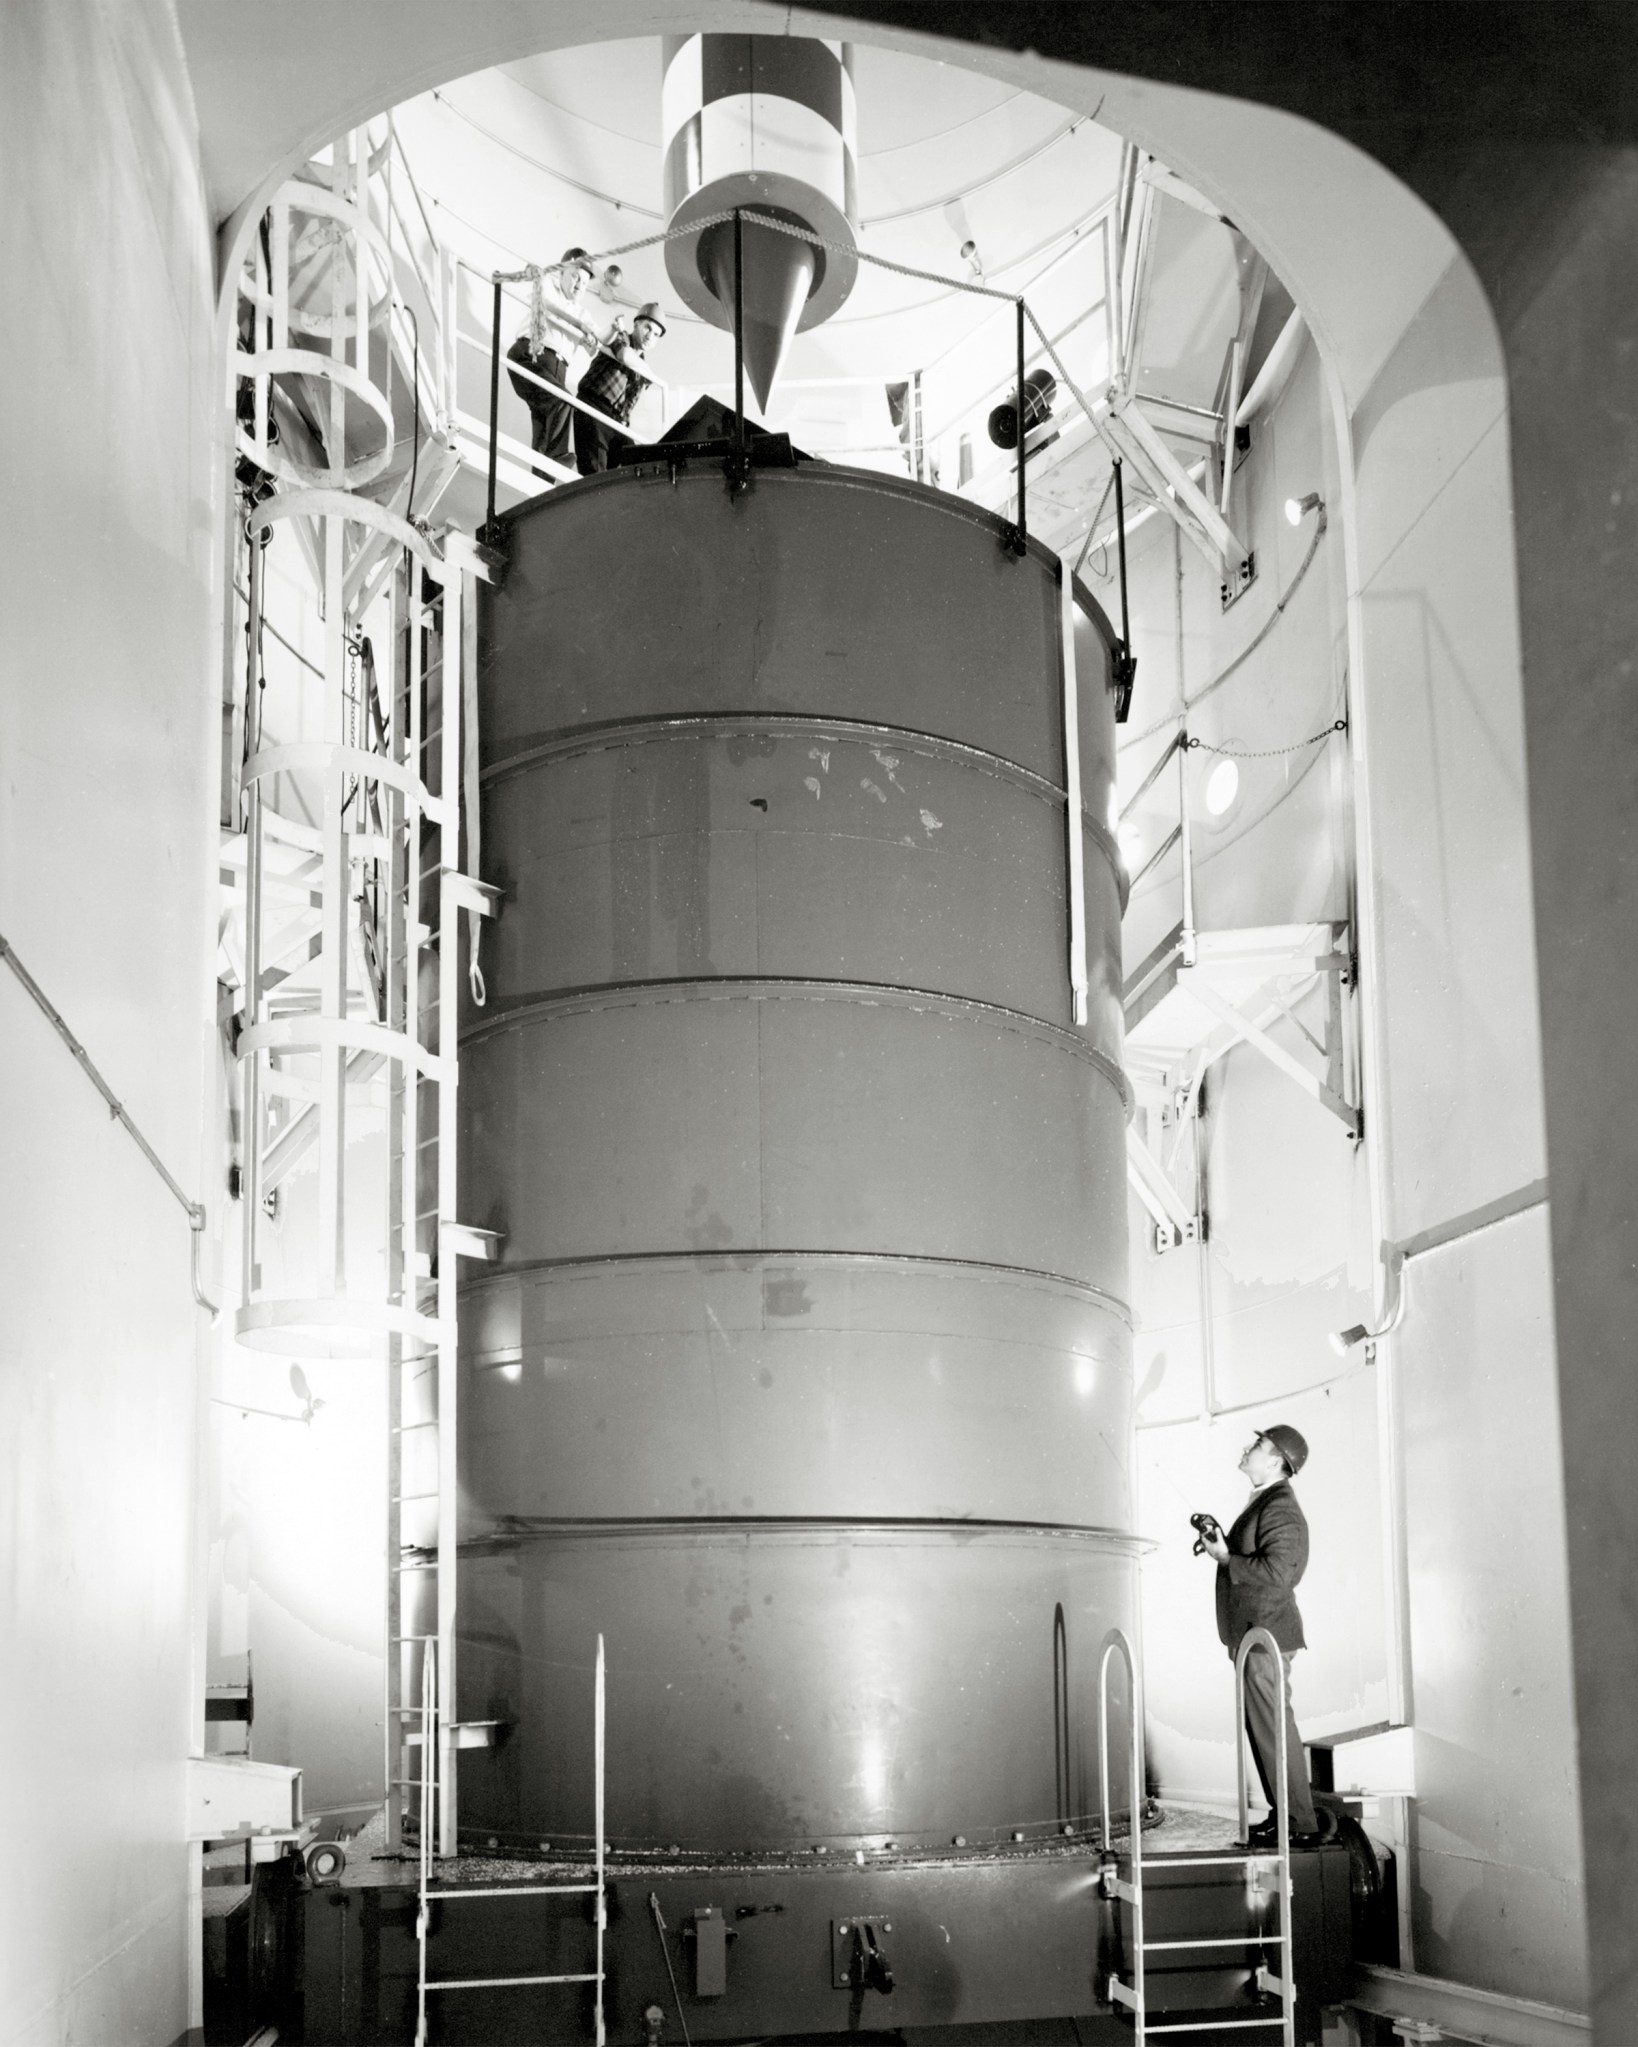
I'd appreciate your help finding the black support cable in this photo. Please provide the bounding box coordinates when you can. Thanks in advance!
[484,276,502,536]
[1015,295,1027,553]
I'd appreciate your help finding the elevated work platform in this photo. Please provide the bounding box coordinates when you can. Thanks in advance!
[1122,921,1357,1248]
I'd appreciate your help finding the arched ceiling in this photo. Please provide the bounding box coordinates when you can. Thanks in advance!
[178,0,1470,416]
[390,38,1127,396]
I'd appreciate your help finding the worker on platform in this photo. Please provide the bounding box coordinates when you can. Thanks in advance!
[506,247,597,477]
[1196,1424,1322,1844]
[574,301,665,475]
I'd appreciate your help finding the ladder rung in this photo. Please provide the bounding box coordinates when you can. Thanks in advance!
[394,1559,438,1572]
[392,1491,440,1503]
[1143,1934,1287,1951]
[389,1634,436,1643]
[1141,2025,1286,2036]
[1142,1855,1282,1868]
[425,1884,601,1899]
[425,1973,600,1992]
[393,1421,438,1433]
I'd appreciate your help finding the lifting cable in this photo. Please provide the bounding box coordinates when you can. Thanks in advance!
[647,1894,692,2047]
[0,933,219,1317]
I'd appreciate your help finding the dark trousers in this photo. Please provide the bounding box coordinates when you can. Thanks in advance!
[509,346,570,472]
[1238,1642,1317,1832]
[573,405,630,476]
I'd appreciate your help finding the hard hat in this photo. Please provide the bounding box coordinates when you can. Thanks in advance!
[1259,1424,1309,1476]
[561,247,594,275]
[633,301,667,336]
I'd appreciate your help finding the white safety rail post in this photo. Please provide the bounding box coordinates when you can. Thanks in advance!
[1059,556,1089,1027]
[1098,1628,1147,2035]
[1179,729,1197,967]
[435,560,462,1858]
[595,1633,607,2047]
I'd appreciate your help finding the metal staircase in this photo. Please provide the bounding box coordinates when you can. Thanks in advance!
[1098,1627,1298,2043]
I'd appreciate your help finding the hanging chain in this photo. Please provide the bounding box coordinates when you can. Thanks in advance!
[1183,718,1347,761]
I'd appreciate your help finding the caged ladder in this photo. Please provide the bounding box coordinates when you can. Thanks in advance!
[413,1635,608,2047]
[1098,1625,1297,2045]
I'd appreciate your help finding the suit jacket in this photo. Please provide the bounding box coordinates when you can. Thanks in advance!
[1215,1479,1309,1652]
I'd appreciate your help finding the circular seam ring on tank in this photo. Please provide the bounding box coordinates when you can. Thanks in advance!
[460,1518,1152,1553]
[457,1246,1133,1327]
[480,711,1127,903]
[459,974,1133,1109]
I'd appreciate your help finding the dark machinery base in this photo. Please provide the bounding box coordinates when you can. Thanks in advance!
[229,1840,1361,2046]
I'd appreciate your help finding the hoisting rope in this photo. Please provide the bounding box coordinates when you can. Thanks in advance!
[647,1894,693,2047]
[0,932,220,1317]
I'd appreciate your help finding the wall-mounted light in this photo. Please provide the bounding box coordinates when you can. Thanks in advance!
[1284,491,1324,527]
[1203,757,1239,817]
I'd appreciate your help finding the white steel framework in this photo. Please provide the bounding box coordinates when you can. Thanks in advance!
[227,129,499,1862]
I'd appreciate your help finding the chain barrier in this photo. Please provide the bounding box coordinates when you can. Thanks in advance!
[1183,719,1347,761]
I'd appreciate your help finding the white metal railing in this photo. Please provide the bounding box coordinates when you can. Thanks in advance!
[414,1637,608,2047]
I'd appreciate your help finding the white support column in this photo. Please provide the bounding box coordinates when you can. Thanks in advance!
[317,510,349,1296]
[1059,558,1088,1028]
[435,565,462,1858]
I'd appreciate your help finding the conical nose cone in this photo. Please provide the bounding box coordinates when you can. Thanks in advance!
[702,217,817,412]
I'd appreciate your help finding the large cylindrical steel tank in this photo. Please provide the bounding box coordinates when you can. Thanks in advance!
[457,461,1135,1855]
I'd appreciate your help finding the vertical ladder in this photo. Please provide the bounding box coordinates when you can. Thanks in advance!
[414,1637,608,2047]
[1099,1625,1297,2044]
[383,542,501,1861]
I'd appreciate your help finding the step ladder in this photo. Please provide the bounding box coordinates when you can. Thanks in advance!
[1098,1626,1297,2044]
[413,1638,608,2047]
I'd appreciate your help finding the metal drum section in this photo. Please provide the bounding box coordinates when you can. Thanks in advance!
[457,463,1134,1853]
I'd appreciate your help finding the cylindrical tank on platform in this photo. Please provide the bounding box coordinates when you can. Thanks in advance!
[456,460,1135,1853]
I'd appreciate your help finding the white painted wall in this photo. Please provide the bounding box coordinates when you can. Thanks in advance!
[1347,255,1582,2007]
[0,1,218,2039]
[1114,253,1584,2006]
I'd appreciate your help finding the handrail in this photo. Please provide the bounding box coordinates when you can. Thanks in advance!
[1,932,219,1317]
[1098,1626,1146,2024]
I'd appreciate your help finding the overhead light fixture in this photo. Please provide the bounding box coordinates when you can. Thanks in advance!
[1284,491,1324,527]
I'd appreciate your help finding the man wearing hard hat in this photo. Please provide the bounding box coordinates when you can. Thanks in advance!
[1196,1424,1321,1844]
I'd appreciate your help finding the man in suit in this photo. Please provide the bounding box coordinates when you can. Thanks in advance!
[1198,1424,1320,1843]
